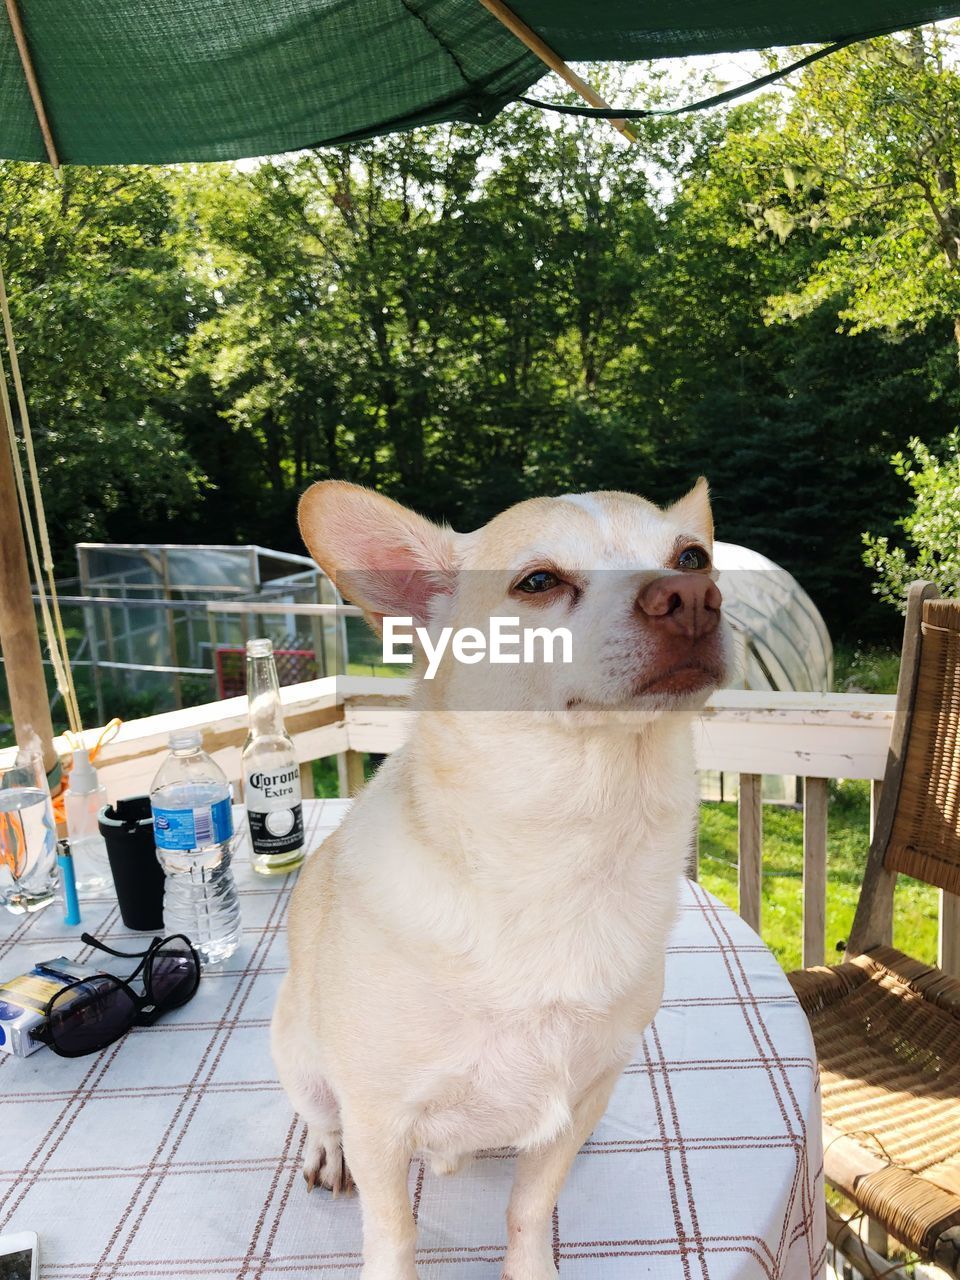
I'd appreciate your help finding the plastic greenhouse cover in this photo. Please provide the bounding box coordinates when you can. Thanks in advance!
[714,541,833,692]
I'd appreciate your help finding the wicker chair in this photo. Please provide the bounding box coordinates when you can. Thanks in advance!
[787,582,960,1275]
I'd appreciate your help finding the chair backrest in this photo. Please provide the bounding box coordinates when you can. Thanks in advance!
[847,581,957,956]
[882,594,960,895]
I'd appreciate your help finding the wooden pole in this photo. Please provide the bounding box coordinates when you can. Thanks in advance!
[1,0,64,771]
[474,0,637,142]
[0,392,56,772]
[3,0,60,170]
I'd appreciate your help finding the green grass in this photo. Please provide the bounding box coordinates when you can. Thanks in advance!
[698,779,939,972]
[833,642,902,694]
[307,762,939,977]
[345,661,406,678]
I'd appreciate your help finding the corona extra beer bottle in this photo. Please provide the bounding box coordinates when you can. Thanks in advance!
[241,639,305,875]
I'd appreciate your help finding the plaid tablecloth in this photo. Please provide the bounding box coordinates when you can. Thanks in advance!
[0,800,825,1279]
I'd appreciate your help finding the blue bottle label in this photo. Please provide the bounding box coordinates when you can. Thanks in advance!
[153,797,233,851]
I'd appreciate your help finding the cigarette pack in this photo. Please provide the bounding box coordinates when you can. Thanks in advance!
[0,957,98,1057]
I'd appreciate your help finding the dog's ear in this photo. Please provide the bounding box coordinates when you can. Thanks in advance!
[298,481,457,632]
[667,476,714,545]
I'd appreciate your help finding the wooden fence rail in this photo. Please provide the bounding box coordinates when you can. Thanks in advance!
[3,679,957,975]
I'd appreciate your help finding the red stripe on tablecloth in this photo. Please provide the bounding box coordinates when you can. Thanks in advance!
[648,1019,712,1278]
[0,1133,819,1188]
[411,1157,426,1221]
[637,1028,694,1280]
[247,1122,305,1280]
[688,880,820,1279]
[238,1114,299,1280]
[36,1235,791,1274]
[0,905,123,1223]
[93,869,296,1279]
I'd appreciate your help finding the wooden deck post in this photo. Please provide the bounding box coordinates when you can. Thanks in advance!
[940,890,960,978]
[299,761,316,799]
[339,749,365,797]
[738,773,763,932]
[802,777,828,967]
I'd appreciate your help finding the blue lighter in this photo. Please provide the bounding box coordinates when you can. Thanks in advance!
[56,840,82,927]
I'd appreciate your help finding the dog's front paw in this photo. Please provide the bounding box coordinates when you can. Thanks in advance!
[303,1128,354,1196]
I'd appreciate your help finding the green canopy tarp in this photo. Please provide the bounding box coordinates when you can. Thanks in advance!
[1,0,960,165]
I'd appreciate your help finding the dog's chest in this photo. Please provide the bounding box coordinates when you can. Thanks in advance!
[483,839,680,1005]
[409,998,634,1157]
[403,838,678,1155]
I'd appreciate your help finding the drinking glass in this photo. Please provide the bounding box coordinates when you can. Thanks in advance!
[0,751,58,913]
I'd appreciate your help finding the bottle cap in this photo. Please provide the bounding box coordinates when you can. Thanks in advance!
[69,747,101,796]
[246,638,273,657]
[168,729,202,751]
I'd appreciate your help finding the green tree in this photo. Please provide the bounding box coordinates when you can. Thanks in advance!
[863,432,960,606]
[179,79,688,533]
[0,163,202,561]
[614,94,955,636]
[3,48,957,652]
[741,28,960,361]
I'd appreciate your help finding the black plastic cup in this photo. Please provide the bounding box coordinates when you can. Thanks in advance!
[98,796,165,932]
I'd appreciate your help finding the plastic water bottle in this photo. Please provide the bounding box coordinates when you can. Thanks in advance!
[149,730,241,965]
[64,748,112,894]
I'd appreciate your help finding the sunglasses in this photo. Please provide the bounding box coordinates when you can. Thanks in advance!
[33,933,201,1057]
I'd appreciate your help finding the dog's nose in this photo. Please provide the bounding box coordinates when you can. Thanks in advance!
[637,574,722,639]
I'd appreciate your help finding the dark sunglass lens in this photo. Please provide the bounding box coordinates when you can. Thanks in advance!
[148,942,198,1007]
[48,976,138,1054]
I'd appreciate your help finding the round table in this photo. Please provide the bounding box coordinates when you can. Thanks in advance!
[0,799,825,1278]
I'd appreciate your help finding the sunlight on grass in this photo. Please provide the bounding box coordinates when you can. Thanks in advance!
[308,762,938,976]
[346,661,406,678]
[699,780,939,972]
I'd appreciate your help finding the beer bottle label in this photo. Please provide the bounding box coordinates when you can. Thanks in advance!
[247,803,304,855]
[244,766,303,857]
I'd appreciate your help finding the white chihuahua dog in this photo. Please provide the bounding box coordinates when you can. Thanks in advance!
[272,480,731,1280]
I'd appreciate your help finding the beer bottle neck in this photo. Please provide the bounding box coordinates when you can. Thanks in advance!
[246,654,286,737]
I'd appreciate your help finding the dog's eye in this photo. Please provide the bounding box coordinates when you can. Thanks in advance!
[515,570,561,594]
[678,546,709,571]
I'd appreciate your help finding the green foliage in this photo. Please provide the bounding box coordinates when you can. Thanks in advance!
[833,643,901,693]
[732,29,960,345]
[3,44,960,638]
[616,83,955,634]
[171,90,688,532]
[0,164,205,557]
[863,431,960,607]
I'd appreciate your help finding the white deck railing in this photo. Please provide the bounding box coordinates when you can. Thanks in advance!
[4,678,957,976]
